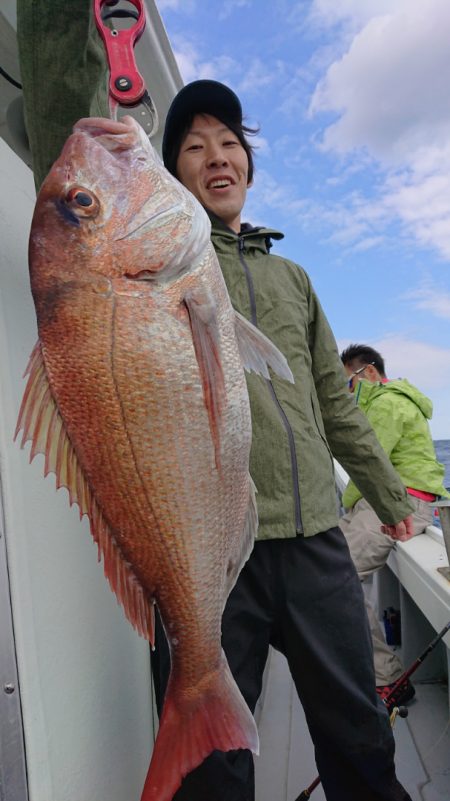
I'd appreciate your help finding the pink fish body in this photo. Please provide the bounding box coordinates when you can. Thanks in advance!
[16,116,293,800]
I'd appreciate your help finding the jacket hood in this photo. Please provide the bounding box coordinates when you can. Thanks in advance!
[355,378,433,420]
[207,211,284,254]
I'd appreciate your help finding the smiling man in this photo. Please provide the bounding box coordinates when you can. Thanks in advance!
[148,79,415,801]
[175,114,249,232]
[162,80,256,230]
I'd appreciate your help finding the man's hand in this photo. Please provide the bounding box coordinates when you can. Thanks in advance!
[380,515,414,541]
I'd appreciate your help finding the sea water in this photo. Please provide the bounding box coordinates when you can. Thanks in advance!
[432,440,450,530]
[434,439,450,491]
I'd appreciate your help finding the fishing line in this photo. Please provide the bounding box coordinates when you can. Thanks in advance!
[0,65,22,90]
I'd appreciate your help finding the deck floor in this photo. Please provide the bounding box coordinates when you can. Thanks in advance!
[400,681,450,801]
[255,649,450,801]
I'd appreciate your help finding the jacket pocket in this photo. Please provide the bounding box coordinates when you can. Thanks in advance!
[310,393,334,465]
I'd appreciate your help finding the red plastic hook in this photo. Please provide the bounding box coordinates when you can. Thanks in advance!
[94,0,147,106]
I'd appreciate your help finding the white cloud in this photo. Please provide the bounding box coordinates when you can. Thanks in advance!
[242,167,389,254]
[305,0,394,31]
[405,287,450,320]
[304,0,450,261]
[236,58,278,95]
[171,36,239,84]
[303,146,450,261]
[172,40,202,83]
[243,168,309,225]
[350,235,384,254]
[318,173,450,261]
[371,336,450,393]
[218,0,252,21]
[309,1,450,160]
[382,153,450,260]
[170,38,278,99]
[252,136,271,158]
[241,156,450,262]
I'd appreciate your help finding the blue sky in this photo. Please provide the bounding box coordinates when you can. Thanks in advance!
[157,0,450,439]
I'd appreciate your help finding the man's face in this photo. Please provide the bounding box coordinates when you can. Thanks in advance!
[176,114,250,233]
[344,362,378,392]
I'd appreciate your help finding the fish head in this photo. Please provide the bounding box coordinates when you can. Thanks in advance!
[30,115,211,300]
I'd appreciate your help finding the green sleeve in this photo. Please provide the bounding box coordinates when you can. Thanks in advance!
[17,0,109,191]
[305,277,413,523]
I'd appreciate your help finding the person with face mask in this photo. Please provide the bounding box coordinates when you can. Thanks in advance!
[340,343,449,708]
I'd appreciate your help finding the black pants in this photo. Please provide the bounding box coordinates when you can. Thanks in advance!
[151,528,411,801]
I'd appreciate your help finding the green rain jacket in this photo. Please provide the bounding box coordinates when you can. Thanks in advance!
[342,379,450,510]
[16,1,413,538]
[211,217,413,538]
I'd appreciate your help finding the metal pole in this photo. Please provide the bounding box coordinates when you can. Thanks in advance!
[435,500,450,581]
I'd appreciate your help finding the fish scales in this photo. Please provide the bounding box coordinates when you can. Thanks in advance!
[37,263,244,660]
[16,115,293,801]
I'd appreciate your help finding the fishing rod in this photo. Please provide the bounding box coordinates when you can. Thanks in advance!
[294,620,450,800]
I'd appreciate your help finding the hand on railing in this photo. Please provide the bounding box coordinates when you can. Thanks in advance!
[381,514,414,541]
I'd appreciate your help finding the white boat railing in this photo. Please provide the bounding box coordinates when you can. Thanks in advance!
[334,460,450,714]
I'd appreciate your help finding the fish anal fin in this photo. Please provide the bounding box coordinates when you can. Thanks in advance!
[234,311,294,383]
[184,288,226,471]
[226,476,258,594]
[90,499,156,645]
[140,651,259,801]
[15,342,155,646]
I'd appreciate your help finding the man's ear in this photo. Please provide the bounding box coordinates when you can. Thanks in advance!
[366,364,380,382]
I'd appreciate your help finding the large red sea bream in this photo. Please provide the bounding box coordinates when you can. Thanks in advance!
[15,115,293,800]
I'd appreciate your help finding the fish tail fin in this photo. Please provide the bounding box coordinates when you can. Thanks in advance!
[140,652,259,801]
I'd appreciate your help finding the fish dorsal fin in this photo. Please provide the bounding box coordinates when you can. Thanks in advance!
[15,342,155,645]
[234,312,294,384]
[184,288,226,472]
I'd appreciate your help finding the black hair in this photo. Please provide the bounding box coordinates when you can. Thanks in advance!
[163,110,259,185]
[340,344,386,377]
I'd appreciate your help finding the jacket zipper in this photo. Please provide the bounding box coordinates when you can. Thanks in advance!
[238,236,303,535]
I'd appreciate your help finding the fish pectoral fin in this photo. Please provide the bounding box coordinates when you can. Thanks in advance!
[183,288,226,471]
[234,311,294,383]
[15,341,156,646]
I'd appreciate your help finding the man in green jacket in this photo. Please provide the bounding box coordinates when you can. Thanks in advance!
[150,81,416,801]
[340,344,449,703]
[17,4,414,797]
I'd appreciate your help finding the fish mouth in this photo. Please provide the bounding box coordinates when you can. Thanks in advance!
[116,202,183,241]
[124,269,162,281]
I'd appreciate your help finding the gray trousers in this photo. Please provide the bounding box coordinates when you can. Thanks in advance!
[340,496,433,684]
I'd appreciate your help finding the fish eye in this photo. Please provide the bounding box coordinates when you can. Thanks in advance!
[64,187,100,217]
[73,191,92,206]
